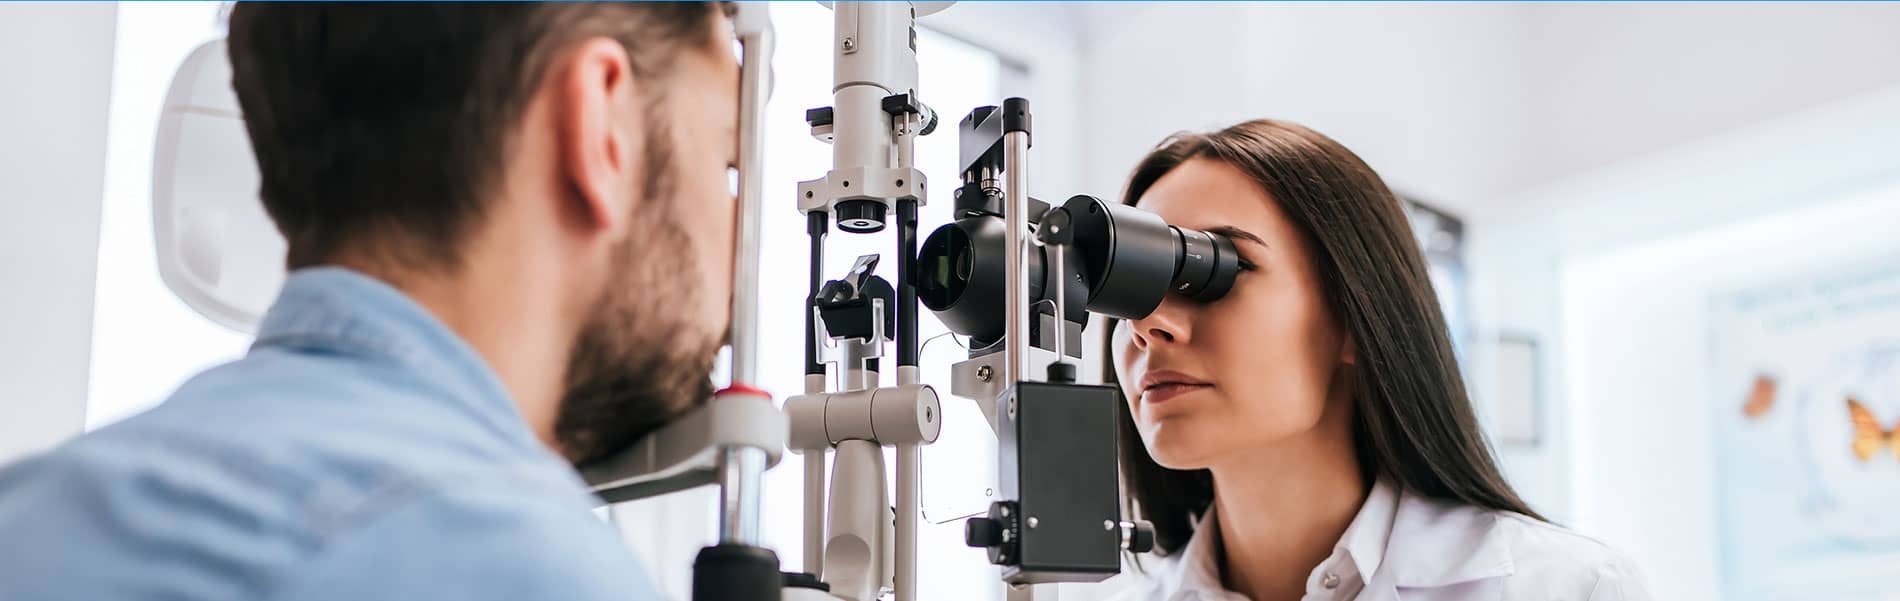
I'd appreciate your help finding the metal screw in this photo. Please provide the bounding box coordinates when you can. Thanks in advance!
[1104,520,1116,531]
[999,506,1009,517]
[977,365,993,382]
[842,37,856,52]
[1026,517,1039,529]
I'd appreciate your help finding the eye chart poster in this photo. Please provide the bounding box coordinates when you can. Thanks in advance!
[1711,258,1900,601]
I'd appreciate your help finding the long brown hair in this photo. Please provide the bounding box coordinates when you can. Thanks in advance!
[1104,119,1540,556]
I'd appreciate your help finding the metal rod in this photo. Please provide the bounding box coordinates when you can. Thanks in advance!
[894,364,922,601]
[1053,243,1066,362]
[731,24,772,388]
[718,446,768,545]
[897,198,919,367]
[895,443,920,601]
[1003,130,1031,384]
[713,14,772,552]
[804,452,827,576]
[803,373,827,576]
[806,213,828,376]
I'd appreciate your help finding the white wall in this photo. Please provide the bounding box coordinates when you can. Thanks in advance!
[0,4,118,463]
[1078,3,1529,216]
[1475,81,1900,601]
[1520,3,1900,190]
[1561,173,1900,601]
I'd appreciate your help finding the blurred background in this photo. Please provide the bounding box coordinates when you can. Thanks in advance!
[5,2,1900,600]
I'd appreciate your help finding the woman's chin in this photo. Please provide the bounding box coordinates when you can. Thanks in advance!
[1142,422,1222,471]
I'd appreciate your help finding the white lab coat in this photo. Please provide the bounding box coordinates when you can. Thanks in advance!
[1113,480,1651,601]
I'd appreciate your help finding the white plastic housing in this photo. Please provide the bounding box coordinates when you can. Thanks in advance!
[152,40,285,333]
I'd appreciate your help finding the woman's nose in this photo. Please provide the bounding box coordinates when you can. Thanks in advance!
[1130,296,1190,349]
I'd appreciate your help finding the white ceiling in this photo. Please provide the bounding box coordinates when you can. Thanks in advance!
[1065,2,1900,215]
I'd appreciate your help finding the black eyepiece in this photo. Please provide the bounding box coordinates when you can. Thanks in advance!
[916,195,1242,341]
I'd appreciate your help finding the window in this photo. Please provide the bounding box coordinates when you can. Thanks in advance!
[91,3,248,429]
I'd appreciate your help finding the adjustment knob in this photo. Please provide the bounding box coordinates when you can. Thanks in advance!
[965,517,1003,548]
[1125,520,1157,554]
[836,199,887,233]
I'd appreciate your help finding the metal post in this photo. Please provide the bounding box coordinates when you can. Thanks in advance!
[731,23,771,389]
[803,374,827,577]
[1003,129,1031,384]
[1053,243,1066,362]
[714,9,773,551]
[718,446,768,545]
[894,365,922,601]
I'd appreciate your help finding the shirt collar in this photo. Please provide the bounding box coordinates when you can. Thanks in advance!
[1158,478,1498,599]
[251,266,538,452]
[1382,486,1516,587]
[1338,478,1400,582]
[1157,479,1402,599]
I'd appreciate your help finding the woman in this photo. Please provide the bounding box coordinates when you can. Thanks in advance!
[1105,120,1649,601]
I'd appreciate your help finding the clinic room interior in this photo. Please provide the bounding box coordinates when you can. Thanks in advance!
[5,2,1900,601]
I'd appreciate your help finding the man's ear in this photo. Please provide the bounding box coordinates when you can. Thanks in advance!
[553,38,642,235]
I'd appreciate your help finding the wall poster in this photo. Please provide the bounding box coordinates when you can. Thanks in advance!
[1710,258,1900,600]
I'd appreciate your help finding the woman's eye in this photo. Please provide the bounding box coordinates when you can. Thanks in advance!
[1237,258,1260,272]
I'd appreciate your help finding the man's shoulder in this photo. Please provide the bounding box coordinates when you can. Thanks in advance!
[0,426,642,600]
[0,349,630,600]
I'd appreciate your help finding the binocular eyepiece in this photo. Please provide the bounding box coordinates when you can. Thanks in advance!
[917,195,1240,345]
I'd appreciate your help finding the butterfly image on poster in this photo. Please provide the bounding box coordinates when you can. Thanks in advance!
[1847,396,1900,462]
[1743,374,1777,419]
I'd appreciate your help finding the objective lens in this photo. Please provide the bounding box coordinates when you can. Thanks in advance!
[918,216,1046,342]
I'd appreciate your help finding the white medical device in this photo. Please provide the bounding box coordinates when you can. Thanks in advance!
[150,4,1155,600]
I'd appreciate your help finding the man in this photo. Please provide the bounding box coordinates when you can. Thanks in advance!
[0,3,740,599]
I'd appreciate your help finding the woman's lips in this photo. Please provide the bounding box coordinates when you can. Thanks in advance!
[1142,382,1212,405]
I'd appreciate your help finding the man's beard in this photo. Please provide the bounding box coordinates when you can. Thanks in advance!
[553,126,722,467]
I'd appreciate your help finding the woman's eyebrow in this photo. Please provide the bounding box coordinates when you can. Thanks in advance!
[1206,225,1268,249]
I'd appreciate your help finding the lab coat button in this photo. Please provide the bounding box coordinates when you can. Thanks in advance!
[1321,572,1340,589]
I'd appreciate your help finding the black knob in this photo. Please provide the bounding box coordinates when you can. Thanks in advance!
[1128,520,1156,554]
[836,199,887,233]
[965,517,1002,548]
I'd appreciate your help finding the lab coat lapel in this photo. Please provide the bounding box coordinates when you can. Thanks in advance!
[1374,489,1515,597]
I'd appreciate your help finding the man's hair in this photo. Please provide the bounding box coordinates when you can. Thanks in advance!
[226,3,725,269]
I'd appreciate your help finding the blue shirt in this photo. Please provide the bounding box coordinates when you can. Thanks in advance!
[0,267,658,600]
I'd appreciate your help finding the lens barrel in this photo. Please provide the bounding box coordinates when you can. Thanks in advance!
[917,195,1240,339]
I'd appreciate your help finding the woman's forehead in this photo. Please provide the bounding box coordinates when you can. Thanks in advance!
[1137,159,1275,231]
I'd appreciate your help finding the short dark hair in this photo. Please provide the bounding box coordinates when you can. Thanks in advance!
[1106,120,1542,556]
[226,2,725,269]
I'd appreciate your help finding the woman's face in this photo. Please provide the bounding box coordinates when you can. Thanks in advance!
[1112,158,1353,470]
